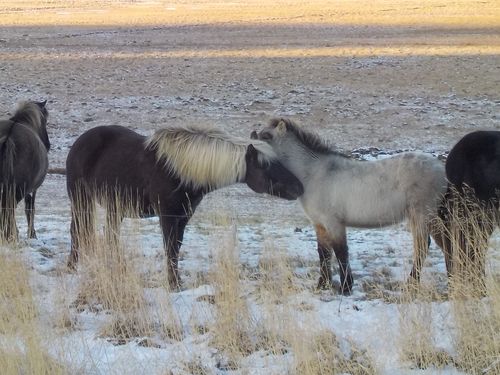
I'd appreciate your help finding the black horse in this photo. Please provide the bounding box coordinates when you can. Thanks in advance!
[66,125,303,288]
[0,101,50,242]
[438,130,500,289]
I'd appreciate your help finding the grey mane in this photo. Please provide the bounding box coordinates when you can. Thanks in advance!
[269,118,348,157]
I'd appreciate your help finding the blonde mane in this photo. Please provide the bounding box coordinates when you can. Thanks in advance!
[145,125,275,190]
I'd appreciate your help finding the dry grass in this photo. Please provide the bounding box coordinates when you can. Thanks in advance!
[399,192,500,373]
[70,192,184,347]
[0,251,66,374]
[290,330,376,375]
[1,191,498,373]
[208,224,255,367]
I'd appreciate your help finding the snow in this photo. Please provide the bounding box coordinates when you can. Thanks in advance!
[3,169,495,374]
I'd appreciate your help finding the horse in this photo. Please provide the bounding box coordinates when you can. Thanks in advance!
[0,100,50,242]
[438,130,500,291]
[252,118,447,295]
[66,124,303,289]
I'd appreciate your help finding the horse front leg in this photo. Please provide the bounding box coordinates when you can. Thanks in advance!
[160,215,190,290]
[25,191,37,239]
[316,224,353,295]
[315,224,333,289]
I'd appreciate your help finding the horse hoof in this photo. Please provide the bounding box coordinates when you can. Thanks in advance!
[316,277,334,290]
[339,286,353,296]
[66,261,77,272]
[168,277,182,292]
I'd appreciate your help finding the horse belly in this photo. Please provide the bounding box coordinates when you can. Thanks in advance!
[346,206,406,228]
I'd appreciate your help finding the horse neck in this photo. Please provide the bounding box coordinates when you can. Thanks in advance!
[275,142,338,181]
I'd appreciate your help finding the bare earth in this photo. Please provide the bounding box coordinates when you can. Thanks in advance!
[0,0,499,168]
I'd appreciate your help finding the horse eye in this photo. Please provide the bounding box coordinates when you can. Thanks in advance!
[261,132,273,140]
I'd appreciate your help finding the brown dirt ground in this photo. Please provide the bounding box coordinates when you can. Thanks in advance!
[0,0,499,168]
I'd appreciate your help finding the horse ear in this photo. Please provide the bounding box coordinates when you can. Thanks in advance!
[250,130,258,140]
[276,120,287,136]
[42,100,47,107]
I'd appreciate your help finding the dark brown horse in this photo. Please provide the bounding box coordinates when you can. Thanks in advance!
[0,101,50,242]
[438,130,500,290]
[66,125,303,288]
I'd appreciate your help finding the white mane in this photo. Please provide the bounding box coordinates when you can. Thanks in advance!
[145,125,275,190]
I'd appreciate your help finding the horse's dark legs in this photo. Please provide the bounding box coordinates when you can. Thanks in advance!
[332,239,353,296]
[68,187,96,269]
[104,197,124,251]
[317,246,333,290]
[315,224,352,295]
[25,191,37,239]
[160,214,190,290]
[159,193,202,290]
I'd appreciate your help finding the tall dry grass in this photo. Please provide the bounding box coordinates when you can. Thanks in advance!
[399,191,500,373]
[1,185,498,374]
[71,192,184,346]
[0,251,66,374]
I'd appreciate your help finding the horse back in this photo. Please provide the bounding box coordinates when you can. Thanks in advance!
[66,125,186,214]
[446,131,500,201]
[67,125,152,188]
[0,120,48,191]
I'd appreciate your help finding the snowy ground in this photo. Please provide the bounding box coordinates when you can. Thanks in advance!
[9,169,497,375]
[1,1,499,374]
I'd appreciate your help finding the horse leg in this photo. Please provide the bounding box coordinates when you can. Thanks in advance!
[408,215,430,284]
[104,197,123,251]
[315,224,333,289]
[467,209,495,294]
[0,186,18,243]
[25,191,37,239]
[160,214,190,290]
[159,192,201,290]
[431,200,454,278]
[316,224,353,295]
[68,187,96,269]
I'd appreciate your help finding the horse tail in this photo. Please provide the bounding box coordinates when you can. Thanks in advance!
[0,121,16,183]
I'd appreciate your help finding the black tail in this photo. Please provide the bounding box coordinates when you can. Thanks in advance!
[0,121,16,183]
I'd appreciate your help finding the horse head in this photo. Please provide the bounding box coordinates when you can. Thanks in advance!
[244,144,303,200]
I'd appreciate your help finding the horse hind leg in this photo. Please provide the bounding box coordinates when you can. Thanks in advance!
[0,185,18,243]
[408,215,431,285]
[68,185,96,269]
[25,191,37,239]
[104,194,125,264]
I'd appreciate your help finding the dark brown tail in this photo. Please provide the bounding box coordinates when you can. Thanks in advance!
[0,131,15,183]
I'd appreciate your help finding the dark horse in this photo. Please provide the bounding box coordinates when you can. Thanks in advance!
[66,125,303,288]
[0,101,50,242]
[438,130,500,290]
